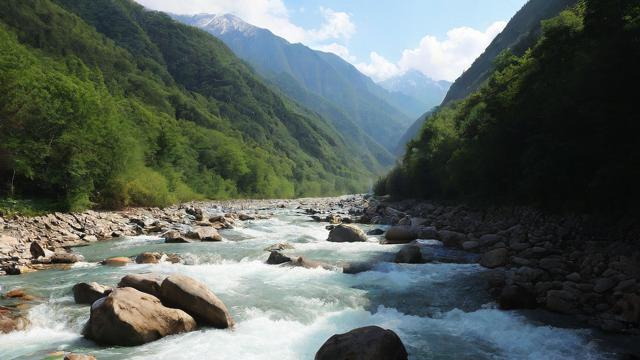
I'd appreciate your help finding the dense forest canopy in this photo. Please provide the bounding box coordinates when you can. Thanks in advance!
[0,0,376,211]
[376,0,640,214]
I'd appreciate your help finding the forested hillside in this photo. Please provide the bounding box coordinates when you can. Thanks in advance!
[376,0,640,214]
[0,0,373,211]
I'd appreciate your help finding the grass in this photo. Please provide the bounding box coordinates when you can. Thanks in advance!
[0,198,64,218]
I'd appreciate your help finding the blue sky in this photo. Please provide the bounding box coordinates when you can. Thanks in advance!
[136,0,528,81]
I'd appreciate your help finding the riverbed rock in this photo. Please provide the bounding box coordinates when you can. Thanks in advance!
[264,242,295,252]
[545,290,577,314]
[103,257,131,267]
[72,282,112,305]
[135,252,162,264]
[64,353,96,360]
[0,312,29,333]
[594,278,616,293]
[394,245,423,264]
[30,241,54,259]
[266,251,292,265]
[187,227,222,242]
[384,226,418,244]
[84,287,196,346]
[159,275,234,328]
[118,273,166,298]
[498,285,537,310]
[291,256,334,270]
[438,230,467,248]
[480,248,508,268]
[327,224,368,243]
[367,228,384,236]
[163,230,191,243]
[51,252,84,264]
[342,261,375,274]
[315,326,408,360]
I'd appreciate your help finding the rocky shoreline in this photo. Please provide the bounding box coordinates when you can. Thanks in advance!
[1,194,639,338]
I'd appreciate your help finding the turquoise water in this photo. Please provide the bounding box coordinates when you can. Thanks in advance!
[0,210,613,359]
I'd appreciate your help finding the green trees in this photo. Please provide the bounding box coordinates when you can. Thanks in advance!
[378,0,640,214]
[0,0,370,211]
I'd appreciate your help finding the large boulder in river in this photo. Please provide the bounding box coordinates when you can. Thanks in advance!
[327,225,367,243]
[266,251,292,265]
[0,312,29,333]
[186,227,222,242]
[72,282,112,305]
[51,252,84,264]
[118,273,166,298]
[315,326,408,360]
[384,226,418,244]
[394,245,423,264]
[163,230,191,243]
[84,287,196,346]
[159,275,234,328]
[103,257,131,267]
[135,252,161,264]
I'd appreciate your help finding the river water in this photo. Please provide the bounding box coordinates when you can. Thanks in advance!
[0,208,620,359]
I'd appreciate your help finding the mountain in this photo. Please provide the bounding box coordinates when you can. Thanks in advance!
[173,14,418,156]
[0,0,376,210]
[393,110,436,155]
[376,0,640,214]
[442,0,577,105]
[380,70,451,111]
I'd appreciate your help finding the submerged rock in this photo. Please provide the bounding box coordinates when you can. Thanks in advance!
[342,261,375,274]
[84,287,196,346]
[72,282,112,305]
[394,245,423,264]
[315,326,408,360]
[327,224,368,243]
[160,275,234,328]
[367,228,384,236]
[384,226,418,244]
[118,273,166,298]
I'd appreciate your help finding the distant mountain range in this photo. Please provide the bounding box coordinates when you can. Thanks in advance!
[380,70,450,112]
[173,14,431,165]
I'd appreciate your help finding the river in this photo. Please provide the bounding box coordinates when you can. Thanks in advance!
[0,206,620,359]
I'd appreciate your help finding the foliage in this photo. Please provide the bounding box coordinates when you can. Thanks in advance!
[378,0,640,214]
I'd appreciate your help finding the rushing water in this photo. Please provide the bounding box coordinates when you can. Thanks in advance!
[0,208,619,359]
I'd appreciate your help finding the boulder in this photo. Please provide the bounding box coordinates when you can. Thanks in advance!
[187,227,222,242]
[326,214,342,224]
[315,326,408,360]
[384,226,418,244]
[30,241,54,259]
[327,225,368,243]
[118,273,166,298]
[135,252,162,264]
[0,312,29,333]
[479,248,508,268]
[479,234,502,247]
[51,252,84,264]
[266,251,292,265]
[367,228,384,236]
[72,282,112,305]
[416,226,438,239]
[342,262,375,274]
[394,245,423,264]
[438,230,467,248]
[103,257,131,267]
[264,242,295,252]
[163,230,191,243]
[64,354,96,360]
[594,278,616,293]
[462,241,479,251]
[160,275,234,328]
[84,287,196,346]
[545,290,577,314]
[498,285,537,310]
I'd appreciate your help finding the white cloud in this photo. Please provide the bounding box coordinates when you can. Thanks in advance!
[356,21,507,82]
[314,43,356,62]
[135,0,353,45]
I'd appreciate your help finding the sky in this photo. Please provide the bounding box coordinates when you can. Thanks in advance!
[134,0,528,82]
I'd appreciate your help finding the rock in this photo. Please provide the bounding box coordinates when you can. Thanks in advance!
[160,275,234,328]
[614,294,640,324]
[539,257,565,272]
[72,282,112,305]
[594,278,616,293]
[64,354,96,360]
[135,252,162,264]
[479,248,508,268]
[118,273,166,298]
[546,290,577,314]
[238,213,255,221]
[499,286,537,310]
[103,257,131,267]
[51,252,84,264]
[615,279,637,293]
[266,251,292,265]
[384,226,418,244]
[30,241,53,259]
[438,230,467,248]
[4,289,29,299]
[0,312,29,333]
[462,241,479,251]
[187,227,222,242]
[479,234,502,247]
[566,272,581,282]
[264,242,295,252]
[315,326,408,360]
[291,256,334,270]
[327,225,368,243]
[342,262,375,274]
[416,226,438,239]
[367,228,384,236]
[326,214,342,224]
[163,230,191,243]
[394,245,423,264]
[84,287,196,346]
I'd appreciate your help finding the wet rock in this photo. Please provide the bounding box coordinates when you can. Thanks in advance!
[238,213,255,221]
[135,252,162,264]
[64,353,96,360]
[326,214,342,224]
[462,241,479,251]
[160,275,234,328]
[367,228,384,236]
[4,289,30,299]
[546,290,577,314]
[480,248,508,268]
[593,278,616,293]
[118,273,166,298]
[264,242,295,252]
[614,294,640,324]
[342,262,375,274]
[0,312,29,333]
[394,245,423,264]
[438,230,467,248]
[479,234,502,247]
[30,241,53,259]
[384,226,418,244]
[187,227,222,242]
[103,257,131,267]
[327,224,368,243]
[416,226,438,239]
[163,230,191,243]
[84,287,196,346]
[499,285,537,310]
[51,252,84,264]
[73,282,112,305]
[566,272,581,282]
[291,256,334,270]
[266,251,292,265]
[315,326,408,360]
